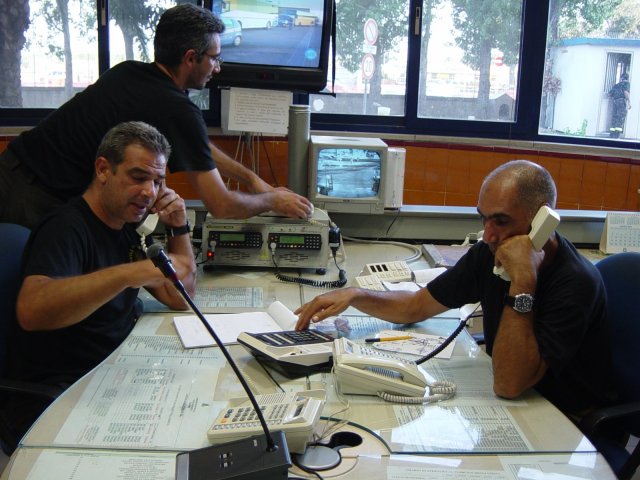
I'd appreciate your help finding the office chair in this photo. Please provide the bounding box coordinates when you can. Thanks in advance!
[578,252,640,480]
[0,223,62,456]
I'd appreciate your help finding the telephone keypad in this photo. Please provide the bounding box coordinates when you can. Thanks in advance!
[213,403,288,430]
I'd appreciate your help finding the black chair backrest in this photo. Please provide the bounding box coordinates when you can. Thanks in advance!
[596,252,640,407]
[0,223,30,374]
[594,252,640,435]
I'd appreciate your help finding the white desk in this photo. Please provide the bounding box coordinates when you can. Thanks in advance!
[1,240,616,479]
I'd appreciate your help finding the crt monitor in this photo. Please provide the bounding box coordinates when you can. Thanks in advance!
[308,136,389,214]
[207,0,334,93]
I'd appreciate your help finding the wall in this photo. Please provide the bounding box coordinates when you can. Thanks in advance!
[164,135,640,213]
[2,133,639,213]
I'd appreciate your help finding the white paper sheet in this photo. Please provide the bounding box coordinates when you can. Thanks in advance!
[173,300,297,348]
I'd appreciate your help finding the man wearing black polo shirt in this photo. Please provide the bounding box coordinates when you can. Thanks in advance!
[0,4,313,229]
[0,121,197,450]
[294,160,615,418]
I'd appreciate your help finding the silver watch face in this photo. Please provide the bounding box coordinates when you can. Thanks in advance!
[514,294,534,312]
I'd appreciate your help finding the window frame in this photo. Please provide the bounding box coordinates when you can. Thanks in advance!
[1,0,639,152]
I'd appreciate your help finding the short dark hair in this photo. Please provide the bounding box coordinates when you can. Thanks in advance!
[485,160,557,218]
[96,121,171,169]
[154,4,225,67]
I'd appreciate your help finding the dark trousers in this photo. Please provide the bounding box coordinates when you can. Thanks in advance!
[0,150,64,229]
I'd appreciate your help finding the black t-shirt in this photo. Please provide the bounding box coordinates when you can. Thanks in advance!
[427,234,616,414]
[8,61,215,199]
[7,197,144,386]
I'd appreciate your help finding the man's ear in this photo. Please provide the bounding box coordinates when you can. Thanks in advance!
[95,156,111,184]
[184,48,199,66]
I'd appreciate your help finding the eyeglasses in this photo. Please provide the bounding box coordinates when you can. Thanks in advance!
[202,52,223,66]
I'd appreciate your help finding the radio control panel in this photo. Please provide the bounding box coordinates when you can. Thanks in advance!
[202,211,331,270]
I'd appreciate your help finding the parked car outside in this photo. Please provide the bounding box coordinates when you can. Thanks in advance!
[221,18,242,46]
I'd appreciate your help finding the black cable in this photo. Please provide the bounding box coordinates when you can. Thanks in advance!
[415,317,471,365]
[272,225,347,288]
[274,262,346,288]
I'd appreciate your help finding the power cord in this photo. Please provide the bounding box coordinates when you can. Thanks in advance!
[273,224,347,288]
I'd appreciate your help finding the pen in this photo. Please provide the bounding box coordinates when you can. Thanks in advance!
[365,335,413,343]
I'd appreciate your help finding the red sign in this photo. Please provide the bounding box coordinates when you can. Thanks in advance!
[364,18,378,46]
[362,54,376,80]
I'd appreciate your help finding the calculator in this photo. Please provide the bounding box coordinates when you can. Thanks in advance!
[237,329,334,378]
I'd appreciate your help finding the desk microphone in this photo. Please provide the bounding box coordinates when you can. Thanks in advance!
[147,243,291,480]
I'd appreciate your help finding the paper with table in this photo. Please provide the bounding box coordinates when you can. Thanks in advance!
[372,329,455,359]
[173,300,298,348]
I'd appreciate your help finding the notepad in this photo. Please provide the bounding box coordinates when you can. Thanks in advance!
[173,301,298,349]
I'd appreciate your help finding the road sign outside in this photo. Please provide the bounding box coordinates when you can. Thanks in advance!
[362,54,375,80]
[364,18,378,45]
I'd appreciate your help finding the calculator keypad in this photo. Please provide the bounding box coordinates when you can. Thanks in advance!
[251,329,334,347]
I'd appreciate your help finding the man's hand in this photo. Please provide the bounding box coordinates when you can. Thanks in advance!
[271,187,314,219]
[294,289,357,330]
[494,234,544,288]
[151,184,187,228]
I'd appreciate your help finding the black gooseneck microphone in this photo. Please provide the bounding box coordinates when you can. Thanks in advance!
[147,243,291,480]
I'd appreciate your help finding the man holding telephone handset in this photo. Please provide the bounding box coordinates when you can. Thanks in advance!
[296,160,615,419]
[0,122,196,449]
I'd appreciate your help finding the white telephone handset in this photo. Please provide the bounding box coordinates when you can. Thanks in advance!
[493,206,561,282]
[136,213,159,252]
[207,390,325,454]
[136,213,159,237]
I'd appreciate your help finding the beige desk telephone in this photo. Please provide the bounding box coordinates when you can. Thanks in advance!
[493,206,561,282]
[354,260,412,290]
[332,338,456,403]
[207,390,325,454]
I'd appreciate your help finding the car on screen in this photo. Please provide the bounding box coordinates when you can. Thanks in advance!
[221,18,242,46]
[277,14,294,28]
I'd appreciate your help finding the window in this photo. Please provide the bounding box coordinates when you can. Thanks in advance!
[417,1,522,122]
[8,0,98,109]
[310,1,410,117]
[539,0,639,142]
[1,0,639,149]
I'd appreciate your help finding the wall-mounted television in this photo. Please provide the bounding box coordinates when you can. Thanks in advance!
[206,0,334,93]
[308,136,396,215]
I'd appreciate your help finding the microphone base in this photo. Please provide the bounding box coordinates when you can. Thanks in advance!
[175,430,291,480]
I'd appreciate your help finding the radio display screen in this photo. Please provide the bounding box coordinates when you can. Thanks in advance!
[220,233,245,242]
[279,235,305,245]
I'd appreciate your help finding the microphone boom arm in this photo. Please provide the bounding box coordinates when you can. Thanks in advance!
[147,244,278,452]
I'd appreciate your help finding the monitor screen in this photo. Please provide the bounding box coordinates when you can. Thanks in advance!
[209,0,333,92]
[308,136,389,214]
[316,148,382,199]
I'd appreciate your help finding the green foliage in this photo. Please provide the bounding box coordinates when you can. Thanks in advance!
[450,0,523,70]
[110,0,164,62]
[548,0,623,42]
[563,119,589,136]
[335,0,408,74]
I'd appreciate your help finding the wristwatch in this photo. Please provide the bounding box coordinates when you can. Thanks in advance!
[166,222,190,238]
[504,293,534,313]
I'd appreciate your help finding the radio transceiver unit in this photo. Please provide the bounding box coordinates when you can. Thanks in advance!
[201,210,332,271]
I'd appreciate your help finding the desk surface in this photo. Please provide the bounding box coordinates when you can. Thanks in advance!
[2,240,616,479]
